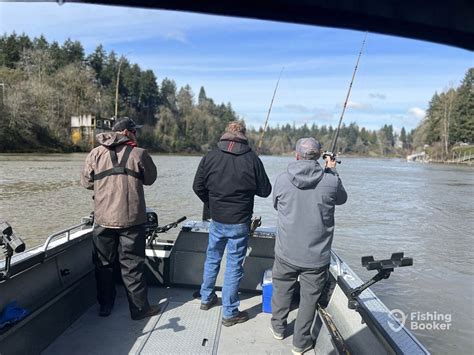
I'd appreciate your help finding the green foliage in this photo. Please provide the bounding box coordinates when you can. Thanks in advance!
[251,121,395,157]
[411,67,473,158]
[451,68,474,143]
[152,81,240,153]
[4,33,468,157]
[400,127,407,149]
[0,32,33,68]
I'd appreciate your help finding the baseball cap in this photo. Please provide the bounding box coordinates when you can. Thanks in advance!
[295,137,322,160]
[112,117,142,132]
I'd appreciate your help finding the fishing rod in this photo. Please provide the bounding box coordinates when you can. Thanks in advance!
[256,66,284,155]
[250,67,284,234]
[323,32,367,163]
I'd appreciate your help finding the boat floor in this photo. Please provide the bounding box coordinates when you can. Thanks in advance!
[43,286,313,355]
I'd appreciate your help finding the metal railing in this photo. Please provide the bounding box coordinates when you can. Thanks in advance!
[330,250,343,277]
[43,222,91,253]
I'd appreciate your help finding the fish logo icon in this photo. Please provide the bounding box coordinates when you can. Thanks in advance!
[388,309,406,332]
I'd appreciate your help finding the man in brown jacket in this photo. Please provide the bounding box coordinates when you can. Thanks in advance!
[81,117,159,320]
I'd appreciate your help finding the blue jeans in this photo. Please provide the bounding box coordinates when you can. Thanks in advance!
[200,220,250,319]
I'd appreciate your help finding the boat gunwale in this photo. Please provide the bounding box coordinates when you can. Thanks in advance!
[330,250,430,354]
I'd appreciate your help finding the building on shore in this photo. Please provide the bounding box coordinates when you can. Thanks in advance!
[71,115,115,148]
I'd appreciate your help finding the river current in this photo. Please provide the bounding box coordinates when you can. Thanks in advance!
[0,153,473,353]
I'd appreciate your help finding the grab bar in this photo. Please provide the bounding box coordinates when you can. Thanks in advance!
[43,222,90,252]
[330,250,343,276]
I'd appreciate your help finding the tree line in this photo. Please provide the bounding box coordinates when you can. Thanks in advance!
[0,33,239,152]
[0,33,471,157]
[410,68,473,160]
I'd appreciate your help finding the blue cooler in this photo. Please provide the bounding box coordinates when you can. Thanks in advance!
[262,269,273,313]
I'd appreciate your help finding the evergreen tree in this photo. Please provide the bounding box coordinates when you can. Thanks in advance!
[33,35,49,50]
[198,86,207,106]
[2,33,32,68]
[400,127,407,149]
[139,70,159,125]
[425,92,443,144]
[62,39,85,63]
[160,78,178,113]
[451,68,474,143]
[87,45,107,80]
[49,41,64,70]
[346,122,359,151]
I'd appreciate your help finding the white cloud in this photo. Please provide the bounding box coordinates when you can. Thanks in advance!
[0,3,248,49]
[407,107,426,119]
[163,30,188,43]
[284,104,312,114]
[282,104,331,115]
[341,101,373,111]
[369,92,386,99]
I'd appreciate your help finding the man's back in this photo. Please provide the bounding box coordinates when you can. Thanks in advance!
[271,137,347,353]
[193,121,272,326]
[81,132,157,228]
[80,117,160,321]
[193,133,271,224]
[273,159,347,268]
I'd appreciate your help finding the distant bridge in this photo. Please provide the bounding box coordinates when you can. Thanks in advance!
[406,152,428,162]
[407,151,473,164]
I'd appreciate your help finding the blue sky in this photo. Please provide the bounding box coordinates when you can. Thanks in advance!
[1,3,472,132]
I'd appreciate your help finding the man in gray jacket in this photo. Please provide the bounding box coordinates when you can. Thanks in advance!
[81,117,159,320]
[270,137,347,355]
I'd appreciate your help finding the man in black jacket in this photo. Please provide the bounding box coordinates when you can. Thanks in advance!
[193,120,271,326]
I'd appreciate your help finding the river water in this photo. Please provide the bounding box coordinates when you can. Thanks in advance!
[0,153,473,353]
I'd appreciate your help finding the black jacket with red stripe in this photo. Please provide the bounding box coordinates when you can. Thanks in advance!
[193,134,272,224]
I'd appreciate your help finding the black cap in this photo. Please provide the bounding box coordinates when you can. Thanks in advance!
[112,117,142,132]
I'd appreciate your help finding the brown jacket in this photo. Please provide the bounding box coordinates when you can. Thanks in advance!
[80,132,157,228]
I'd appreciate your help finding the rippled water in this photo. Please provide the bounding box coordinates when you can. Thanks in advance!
[0,153,473,353]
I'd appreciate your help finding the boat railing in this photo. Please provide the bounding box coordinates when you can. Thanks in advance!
[330,251,343,277]
[43,220,92,254]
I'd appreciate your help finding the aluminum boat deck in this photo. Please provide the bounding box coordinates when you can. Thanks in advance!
[44,286,306,355]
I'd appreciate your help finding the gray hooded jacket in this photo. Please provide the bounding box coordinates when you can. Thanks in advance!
[273,160,347,268]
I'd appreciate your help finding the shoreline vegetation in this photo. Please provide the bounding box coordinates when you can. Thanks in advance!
[1,150,472,166]
[0,34,472,161]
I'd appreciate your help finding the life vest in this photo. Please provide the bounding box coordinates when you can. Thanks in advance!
[93,145,143,181]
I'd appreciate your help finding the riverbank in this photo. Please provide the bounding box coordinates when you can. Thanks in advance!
[428,160,473,166]
[0,148,405,159]
[3,147,473,165]
[0,147,79,154]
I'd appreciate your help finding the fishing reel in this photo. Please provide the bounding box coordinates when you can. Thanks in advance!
[144,209,159,237]
[250,216,262,236]
[322,151,341,164]
[145,209,186,247]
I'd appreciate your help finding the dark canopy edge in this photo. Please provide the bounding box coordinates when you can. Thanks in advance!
[68,0,474,51]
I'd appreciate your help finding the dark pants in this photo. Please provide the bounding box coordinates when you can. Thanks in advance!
[271,255,329,349]
[92,224,149,314]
